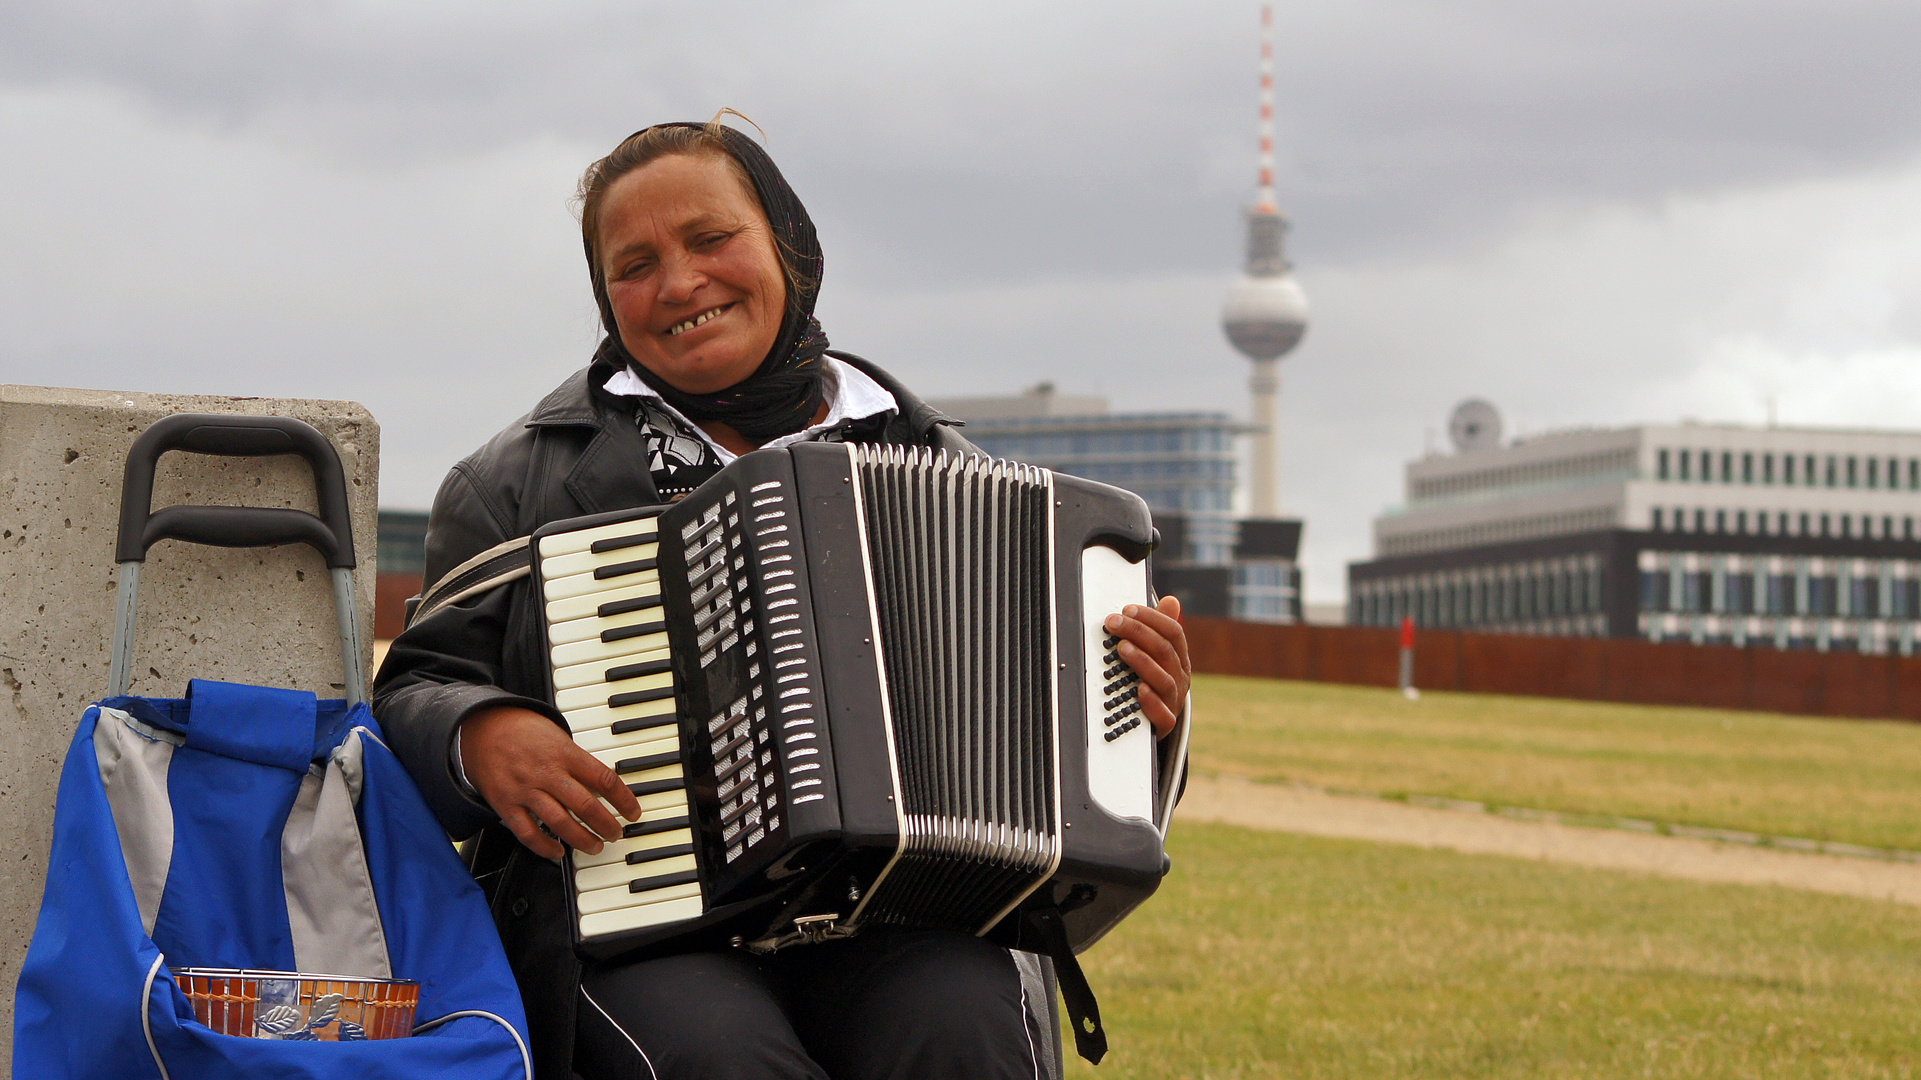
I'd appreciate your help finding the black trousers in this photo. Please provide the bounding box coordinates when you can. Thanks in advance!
[574,929,1042,1080]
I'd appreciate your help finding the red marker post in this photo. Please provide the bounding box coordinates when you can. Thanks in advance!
[1398,615,1419,701]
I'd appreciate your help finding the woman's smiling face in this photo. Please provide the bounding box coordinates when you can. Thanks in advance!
[597,151,787,394]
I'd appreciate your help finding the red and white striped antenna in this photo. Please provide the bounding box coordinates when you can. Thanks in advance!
[1255,2,1277,213]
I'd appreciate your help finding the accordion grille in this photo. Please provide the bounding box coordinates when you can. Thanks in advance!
[853,446,1058,930]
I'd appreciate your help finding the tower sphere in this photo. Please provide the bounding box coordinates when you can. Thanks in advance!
[1223,271,1309,361]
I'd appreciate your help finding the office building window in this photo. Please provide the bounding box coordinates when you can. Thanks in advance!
[1694,508,1706,531]
[1841,515,1852,539]
[1657,449,1670,480]
[1825,456,1838,487]
[1783,455,1795,484]
[1763,453,1775,484]
[1868,458,1880,489]
[1809,575,1837,617]
[1779,511,1790,534]
[1911,459,1920,490]
[1847,456,1859,488]
[1736,510,1748,533]
[1806,455,1818,485]
[1821,513,1833,537]
[1885,515,1895,540]
[1727,573,1754,615]
[1742,452,1754,483]
[1715,509,1727,533]
[1678,452,1691,481]
[1767,573,1793,615]
[1908,517,1916,540]
[1800,512,1812,535]
[1651,507,1664,530]
[1721,451,1733,482]
[1641,569,1668,611]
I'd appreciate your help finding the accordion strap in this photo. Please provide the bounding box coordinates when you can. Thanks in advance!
[1024,905,1108,1065]
[406,534,534,630]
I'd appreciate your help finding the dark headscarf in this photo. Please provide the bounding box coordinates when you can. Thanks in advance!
[590,123,829,444]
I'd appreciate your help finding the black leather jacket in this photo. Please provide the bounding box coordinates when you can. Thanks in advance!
[371,351,978,1077]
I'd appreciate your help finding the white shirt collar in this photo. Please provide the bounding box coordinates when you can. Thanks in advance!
[602,356,899,464]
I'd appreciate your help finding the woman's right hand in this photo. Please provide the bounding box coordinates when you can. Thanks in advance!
[459,705,643,861]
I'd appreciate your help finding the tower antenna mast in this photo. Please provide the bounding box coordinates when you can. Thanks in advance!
[1221,1,1309,518]
[1256,2,1277,214]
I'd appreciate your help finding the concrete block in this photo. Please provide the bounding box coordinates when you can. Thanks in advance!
[0,385,378,1069]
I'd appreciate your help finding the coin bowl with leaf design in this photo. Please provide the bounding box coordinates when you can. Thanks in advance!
[172,969,420,1041]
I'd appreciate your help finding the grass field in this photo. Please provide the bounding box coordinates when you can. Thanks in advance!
[1068,822,1921,1079]
[1189,674,1921,851]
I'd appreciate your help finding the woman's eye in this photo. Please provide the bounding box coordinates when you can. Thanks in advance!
[694,231,731,250]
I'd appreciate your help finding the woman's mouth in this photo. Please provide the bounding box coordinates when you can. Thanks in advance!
[666,304,733,336]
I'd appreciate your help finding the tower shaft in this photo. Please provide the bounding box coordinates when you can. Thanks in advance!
[1250,358,1281,516]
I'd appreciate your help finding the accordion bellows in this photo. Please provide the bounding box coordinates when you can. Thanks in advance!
[533,443,1183,961]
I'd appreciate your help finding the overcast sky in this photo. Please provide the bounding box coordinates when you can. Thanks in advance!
[5,0,1921,601]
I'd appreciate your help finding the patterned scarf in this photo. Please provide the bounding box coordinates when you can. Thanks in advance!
[591,124,829,444]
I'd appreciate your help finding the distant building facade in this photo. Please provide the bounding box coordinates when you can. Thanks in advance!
[932,383,1303,622]
[1348,420,1921,653]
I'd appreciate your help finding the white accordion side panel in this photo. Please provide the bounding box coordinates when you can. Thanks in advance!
[1081,545,1154,823]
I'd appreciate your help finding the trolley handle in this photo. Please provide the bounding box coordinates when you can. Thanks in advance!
[108,413,367,706]
[115,414,356,568]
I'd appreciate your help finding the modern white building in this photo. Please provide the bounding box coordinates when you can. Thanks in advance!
[1349,410,1921,653]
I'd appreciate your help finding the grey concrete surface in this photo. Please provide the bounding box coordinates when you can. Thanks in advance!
[0,385,378,1070]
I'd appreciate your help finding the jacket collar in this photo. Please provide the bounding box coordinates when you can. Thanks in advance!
[523,355,626,429]
[519,349,958,439]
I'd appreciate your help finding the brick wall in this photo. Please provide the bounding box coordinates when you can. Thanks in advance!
[1184,617,1921,722]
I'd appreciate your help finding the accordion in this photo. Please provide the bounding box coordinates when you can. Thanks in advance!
[533,442,1186,964]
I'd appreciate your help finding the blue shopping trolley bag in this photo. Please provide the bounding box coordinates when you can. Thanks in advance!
[13,415,530,1079]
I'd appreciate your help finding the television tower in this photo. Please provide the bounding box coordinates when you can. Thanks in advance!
[1221,2,1309,518]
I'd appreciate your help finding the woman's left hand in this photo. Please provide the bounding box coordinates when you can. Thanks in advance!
[1104,595,1190,739]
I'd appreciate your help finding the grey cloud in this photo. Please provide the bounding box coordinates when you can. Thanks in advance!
[6,0,1921,285]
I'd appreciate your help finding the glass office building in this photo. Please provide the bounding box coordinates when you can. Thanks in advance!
[931,384,1302,621]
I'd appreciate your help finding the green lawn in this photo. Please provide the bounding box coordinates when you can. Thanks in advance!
[1069,822,1921,1079]
[1189,674,1921,851]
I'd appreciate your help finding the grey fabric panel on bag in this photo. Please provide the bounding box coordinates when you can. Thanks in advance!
[94,707,181,937]
[280,731,392,978]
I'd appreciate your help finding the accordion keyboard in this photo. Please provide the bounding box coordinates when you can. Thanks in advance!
[536,513,704,939]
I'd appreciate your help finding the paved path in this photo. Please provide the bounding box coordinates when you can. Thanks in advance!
[1177,773,1921,906]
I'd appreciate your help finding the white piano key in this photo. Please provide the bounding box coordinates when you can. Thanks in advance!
[547,604,667,647]
[551,628,671,669]
[584,732,680,765]
[562,696,676,737]
[631,789,689,816]
[575,853,697,893]
[544,566,660,603]
[578,894,705,938]
[573,827,695,870]
[576,878,702,916]
[538,516,659,557]
[553,656,671,697]
[546,578,664,624]
[542,542,661,581]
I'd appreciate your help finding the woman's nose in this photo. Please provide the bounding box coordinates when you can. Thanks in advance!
[658,252,706,303]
